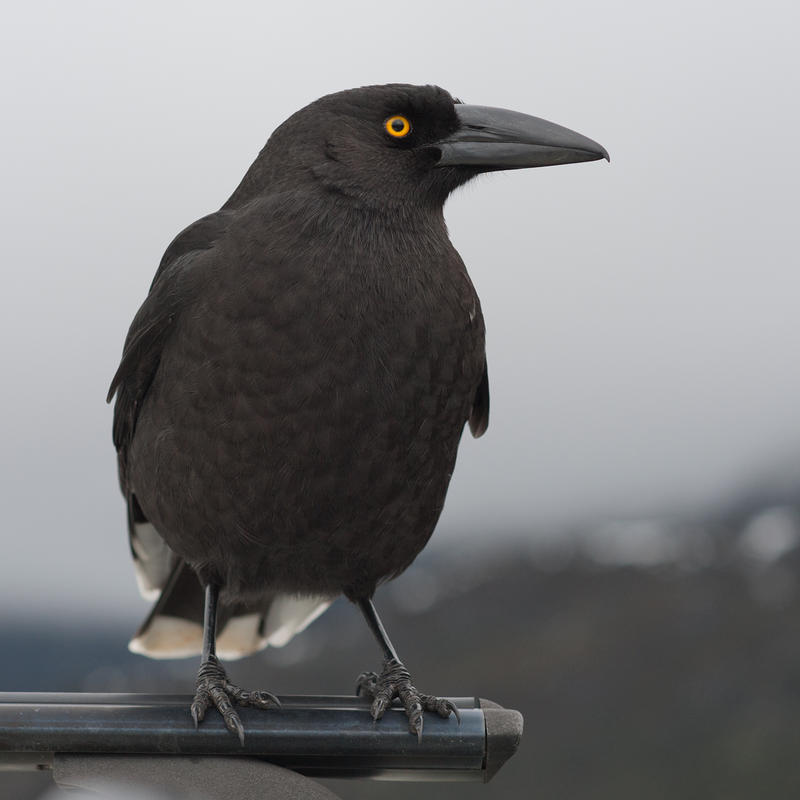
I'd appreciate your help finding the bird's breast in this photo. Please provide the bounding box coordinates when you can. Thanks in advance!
[129,218,484,593]
[184,221,483,423]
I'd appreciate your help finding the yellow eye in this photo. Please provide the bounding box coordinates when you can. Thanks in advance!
[385,115,412,138]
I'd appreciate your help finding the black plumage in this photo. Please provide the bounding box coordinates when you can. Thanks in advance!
[109,83,607,741]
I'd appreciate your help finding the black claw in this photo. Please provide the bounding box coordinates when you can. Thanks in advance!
[263,691,281,709]
[190,694,208,727]
[411,714,423,743]
[226,713,245,746]
[371,696,388,721]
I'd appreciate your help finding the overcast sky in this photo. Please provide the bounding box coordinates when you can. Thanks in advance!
[1,1,799,619]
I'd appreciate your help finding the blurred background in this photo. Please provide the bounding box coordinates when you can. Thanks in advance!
[2,1,800,797]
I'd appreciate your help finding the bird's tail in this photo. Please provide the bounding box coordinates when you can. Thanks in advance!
[128,560,331,660]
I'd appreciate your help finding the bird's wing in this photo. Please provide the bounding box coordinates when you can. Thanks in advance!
[149,211,234,289]
[109,211,232,597]
[108,211,233,435]
[469,358,490,437]
[126,494,178,600]
[109,210,234,458]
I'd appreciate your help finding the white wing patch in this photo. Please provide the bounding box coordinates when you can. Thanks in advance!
[131,522,174,600]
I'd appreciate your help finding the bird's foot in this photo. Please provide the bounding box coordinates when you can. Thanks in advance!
[190,654,280,744]
[356,657,460,741]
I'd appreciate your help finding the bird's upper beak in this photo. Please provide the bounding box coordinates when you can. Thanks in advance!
[434,104,609,170]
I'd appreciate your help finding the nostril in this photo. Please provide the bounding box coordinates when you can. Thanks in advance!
[424,145,444,161]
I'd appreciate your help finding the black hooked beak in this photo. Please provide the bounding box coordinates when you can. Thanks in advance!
[434,104,609,170]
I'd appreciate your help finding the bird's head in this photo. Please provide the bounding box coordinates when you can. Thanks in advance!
[227,84,608,212]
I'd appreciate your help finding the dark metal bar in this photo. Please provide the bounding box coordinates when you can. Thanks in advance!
[0,693,522,782]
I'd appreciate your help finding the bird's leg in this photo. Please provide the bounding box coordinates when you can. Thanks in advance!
[190,584,280,744]
[355,597,460,741]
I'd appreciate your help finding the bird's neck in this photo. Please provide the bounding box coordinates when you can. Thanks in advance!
[224,143,449,222]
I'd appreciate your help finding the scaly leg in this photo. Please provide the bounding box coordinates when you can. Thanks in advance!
[355,597,460,741]
[190,584,280,744]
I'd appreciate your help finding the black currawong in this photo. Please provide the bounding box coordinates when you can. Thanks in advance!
[108,84,608,743]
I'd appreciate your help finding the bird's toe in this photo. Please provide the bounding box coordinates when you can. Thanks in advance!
[223,707,246,746]
[191,655,278,743]
[355,670,378,697]
[421,693,462,723]
[190,693,209,727]
[226,684,281,710]
[409,708,424,743]
[356,657,456,738]
[369,691,392,722]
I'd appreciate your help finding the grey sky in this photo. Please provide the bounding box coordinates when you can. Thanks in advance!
[1,1,799,619]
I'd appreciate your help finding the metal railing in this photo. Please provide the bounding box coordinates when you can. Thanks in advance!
[0,692,522,797]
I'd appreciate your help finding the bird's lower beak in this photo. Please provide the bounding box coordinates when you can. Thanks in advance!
[434,104,609,170]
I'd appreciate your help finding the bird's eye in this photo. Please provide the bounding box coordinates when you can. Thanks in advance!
[385,115,412,138]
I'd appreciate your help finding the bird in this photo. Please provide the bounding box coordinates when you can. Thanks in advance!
[108,83,607,743]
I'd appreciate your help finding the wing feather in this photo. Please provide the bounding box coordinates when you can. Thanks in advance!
[469,358,490,437]
[109,211,232,596]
